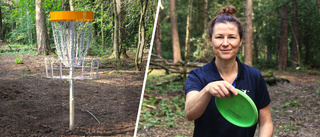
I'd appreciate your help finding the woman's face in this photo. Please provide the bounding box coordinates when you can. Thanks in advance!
[209,22,242,61]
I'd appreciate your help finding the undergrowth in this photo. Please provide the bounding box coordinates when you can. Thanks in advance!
[139,71,185,131]
[0,43,37,55]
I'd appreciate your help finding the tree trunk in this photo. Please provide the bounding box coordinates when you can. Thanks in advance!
[62,0,70,11]
[253,34,258,64]
[267,38,272,62]
[184,0,193,59]
[135,0,148,71]
[112,0,120,61]
[155,17,162,58]
[0,6,2,41]
[27,9,32,44]
[36,0,50,55]
[91,0,98,36]
[117,0,128,58]
[266,20,272,62]
[244,0,253,66]
[203,0,208,34]
[317,0,320,17]
[278,2,289,71]
[169,0,181,63]
[70,0,74,11]
[101,3,105,47]
[291,0,299,68]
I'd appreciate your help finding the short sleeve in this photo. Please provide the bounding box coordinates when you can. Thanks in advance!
[184,70,203,95]
[256,73,271,110]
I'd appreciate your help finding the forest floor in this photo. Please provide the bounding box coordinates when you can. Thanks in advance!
[0,46,147,136]
[137,69,320,137]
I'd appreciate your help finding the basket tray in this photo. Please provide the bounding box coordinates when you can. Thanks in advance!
[45,57,99,79]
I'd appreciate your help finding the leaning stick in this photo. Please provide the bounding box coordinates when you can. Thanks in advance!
[85,109,101,124]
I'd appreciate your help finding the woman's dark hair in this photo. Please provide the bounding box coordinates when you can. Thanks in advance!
[208,5,243,40]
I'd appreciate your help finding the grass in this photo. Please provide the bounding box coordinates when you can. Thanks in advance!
[280,100,302,109]
[138,70,186,131]
[279,123,299,132]
[1,43,37,55]
[15,57,23,64]
[105,70,123,74]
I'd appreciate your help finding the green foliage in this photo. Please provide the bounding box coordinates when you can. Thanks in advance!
[1,43,37,55]
[281,100,302,108]
[15,56,23,64]
[191,33,213,62]
[105,70,123,75]
[139,72,185,130]
[315,89,320,94]
[280,123,298,132]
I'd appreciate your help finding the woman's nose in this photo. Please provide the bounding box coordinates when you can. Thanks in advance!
[222,38,228,46]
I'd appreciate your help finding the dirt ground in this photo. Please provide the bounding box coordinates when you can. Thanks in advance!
[137,69,320,137]
[0,53,145,136]
[268,70,320,136]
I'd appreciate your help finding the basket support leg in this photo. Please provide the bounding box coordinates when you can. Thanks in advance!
[69,70,75,130]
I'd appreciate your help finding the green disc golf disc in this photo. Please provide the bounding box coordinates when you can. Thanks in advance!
[215,89,258,127]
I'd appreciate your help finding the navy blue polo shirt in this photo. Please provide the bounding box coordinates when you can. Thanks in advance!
[185,57,271,137]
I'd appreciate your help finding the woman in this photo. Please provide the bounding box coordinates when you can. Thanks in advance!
[184,5,273,137]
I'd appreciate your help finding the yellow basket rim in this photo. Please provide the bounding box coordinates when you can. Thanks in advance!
[50,11,94,21]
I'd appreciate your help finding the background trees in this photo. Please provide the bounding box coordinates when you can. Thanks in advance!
[155,0,320,70]
[0,0,157,69]
[35,0,50,55]
[169,0,181,63]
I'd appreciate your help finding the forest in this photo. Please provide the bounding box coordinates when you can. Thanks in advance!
[138,0,320,136]
[0,0,157,70]
[153,0,320,70]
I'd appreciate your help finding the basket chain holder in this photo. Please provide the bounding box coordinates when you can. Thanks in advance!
[45,11,99,130]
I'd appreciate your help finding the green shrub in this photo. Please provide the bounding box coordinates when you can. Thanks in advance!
[15,56,23,64]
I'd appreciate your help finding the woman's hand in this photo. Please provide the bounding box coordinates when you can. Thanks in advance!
[185,80,237,121]
[203,80,238,98]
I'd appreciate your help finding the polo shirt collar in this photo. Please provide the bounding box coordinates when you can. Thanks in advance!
[210,56,245,80]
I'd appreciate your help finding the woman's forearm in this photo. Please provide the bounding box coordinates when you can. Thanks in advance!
[258,105,273,137]
[259,122,273,137]
[185,90,212,121]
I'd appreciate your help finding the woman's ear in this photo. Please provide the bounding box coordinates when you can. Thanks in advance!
[208,36,213,45]
[239,38,243,46]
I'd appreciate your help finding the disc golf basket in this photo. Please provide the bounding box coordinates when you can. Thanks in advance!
[45,11,99,130]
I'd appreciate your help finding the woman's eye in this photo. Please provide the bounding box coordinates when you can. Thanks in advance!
[216,37,223,39]
[229,37,236,39]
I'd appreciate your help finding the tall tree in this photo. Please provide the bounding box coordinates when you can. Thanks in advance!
[203,0,208,34]
[36,0,50,55]
[101,2,105,47]
[244,0,253,66]
[112,0,120,61]
[117,0,128,58]
[62,0,70,11]
[26,8,32,44]
[317,0,320,17]
[0,6,2,41]
[70,0,74,11]
[184,0,193,59]
[278,2,289,71]
[291,0,300,68]
[155,17,162,58]
[135,0,148,71]
[169,0,181,63]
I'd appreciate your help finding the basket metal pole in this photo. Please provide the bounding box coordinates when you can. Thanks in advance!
[69,21,75,130]
[69,77,74,130]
